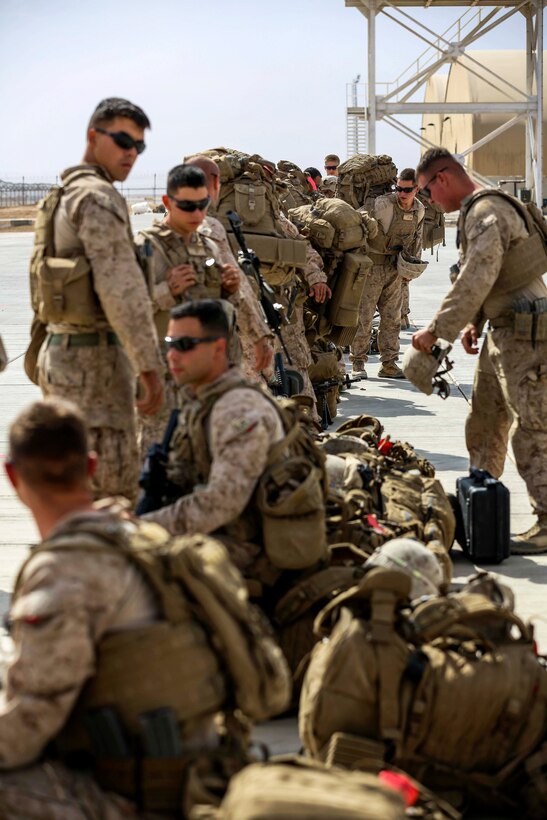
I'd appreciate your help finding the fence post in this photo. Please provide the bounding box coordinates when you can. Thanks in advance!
[22,176,25,206]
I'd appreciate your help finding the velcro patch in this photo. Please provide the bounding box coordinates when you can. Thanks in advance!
[468,212,497,240]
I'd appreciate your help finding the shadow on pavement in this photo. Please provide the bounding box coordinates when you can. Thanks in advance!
[415,449,469,472]
[338,394,435,419]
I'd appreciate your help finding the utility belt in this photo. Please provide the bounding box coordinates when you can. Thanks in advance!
[489,297,547,344]
[60,705,228,814]
[47,331,119,348]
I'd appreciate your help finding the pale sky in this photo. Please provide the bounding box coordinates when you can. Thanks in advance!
[0,0,526,183]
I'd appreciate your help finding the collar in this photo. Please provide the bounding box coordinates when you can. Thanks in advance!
[60,164,113,184]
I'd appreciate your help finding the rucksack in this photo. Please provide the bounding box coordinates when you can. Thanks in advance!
[337,154,397,210]
[289,198,369,253]
[195,148,307,286]
[416,192,445,251]
[300,568,547,814]
[215,755,406,819]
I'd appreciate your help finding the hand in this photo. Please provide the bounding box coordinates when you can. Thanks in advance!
[461,324,480,355]
[412,328,437,353]
[309,282,332,304]
[221,264,240,294]
[136,370,164,415]
[253,336,274,372]
[167,264,197,296]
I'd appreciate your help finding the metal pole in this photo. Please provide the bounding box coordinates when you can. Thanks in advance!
[22,176,25,206]
[153,172,156,203]
[368,1,376,154]
[525,9,534,190]
[535,0,543,207]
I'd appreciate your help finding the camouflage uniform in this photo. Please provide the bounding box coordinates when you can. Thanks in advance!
[143,367,284,572]
[36,165,162,502]
[428,191,547,518]
[134,222,242,458]
[351,193,424,364]
[276,214,327,413]
[200,215,272,381]
[0,505,218,818]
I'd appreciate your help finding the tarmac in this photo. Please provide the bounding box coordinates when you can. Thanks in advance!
[1,218,546,765]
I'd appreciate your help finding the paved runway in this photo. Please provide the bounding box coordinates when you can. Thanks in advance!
[0,222,544,648]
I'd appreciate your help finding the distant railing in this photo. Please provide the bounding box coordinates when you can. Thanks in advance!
[0,180,54,208]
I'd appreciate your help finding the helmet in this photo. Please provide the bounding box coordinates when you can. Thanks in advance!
[397,251,428,280]
[402,343,453,398]
[364,538,443,599]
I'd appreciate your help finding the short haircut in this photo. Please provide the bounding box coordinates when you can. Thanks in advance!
[185,155,220,184]
[167,164,207,196]
[324,154,340,165]
[304,167,322,180]
[416,147,460,178]
[170,299,229,339]
[9,399,88,490]
[398,168,417,183]
[88,97,151,130]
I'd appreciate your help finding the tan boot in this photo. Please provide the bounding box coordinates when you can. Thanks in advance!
[510,515,547,555]
[352,361,367,378]
[378,361,405,379]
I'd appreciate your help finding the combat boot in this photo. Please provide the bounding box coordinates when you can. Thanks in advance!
[352,361,367,378]
[510,515,547,555]
[378,362,405,379]
[400,316,411,330]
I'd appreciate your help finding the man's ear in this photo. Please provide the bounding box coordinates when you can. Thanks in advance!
[162,193,171,211]
[87,451,98,479]
[4,461,18,490]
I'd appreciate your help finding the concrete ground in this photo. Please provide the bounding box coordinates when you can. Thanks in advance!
[1,222,545,771]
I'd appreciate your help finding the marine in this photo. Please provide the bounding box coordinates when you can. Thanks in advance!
[31,97,164,502]
[351,167,425,379]
[413,147,547,554]
[1,396,290,817]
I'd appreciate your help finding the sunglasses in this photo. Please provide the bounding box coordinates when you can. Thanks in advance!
[420,167,449,199]
[95,127,146,154]
[395,185,416,193]
[168,195,211,213]
[325,165,338,171]
[165,335,221,352]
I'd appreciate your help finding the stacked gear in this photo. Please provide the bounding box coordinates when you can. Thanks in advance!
[16,519,291,815]
[337,153,397,212]
[196,148,307,288]
[416,192,446,252]
[276,160,316,212]
[289,197,377,346]
[299,567,547,817]
[308,339,344,427]
[320,414,455,585]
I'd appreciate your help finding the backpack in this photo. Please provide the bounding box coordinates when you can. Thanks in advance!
[416,193,445,251]
[196,148,307,286]
[214,755,406,820]
[300,568,547,814]
[337,154,397,210]
[289,198,369,253]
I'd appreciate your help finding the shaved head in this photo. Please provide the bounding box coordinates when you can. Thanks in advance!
[186,155,220,185]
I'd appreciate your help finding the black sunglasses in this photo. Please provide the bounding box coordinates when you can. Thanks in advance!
[420,167,449,199]
[169,195,211,213]
[325,165,338,171]
[95,127,146,154]
[395,185,416,193]
[165,335,221,352]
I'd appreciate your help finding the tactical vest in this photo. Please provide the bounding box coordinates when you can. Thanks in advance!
[29,165,132,327]
[137,224,241,360]
[458,188,547,294]
[368,195,422,266]
[167,369,329,577]
[12,515,290,810]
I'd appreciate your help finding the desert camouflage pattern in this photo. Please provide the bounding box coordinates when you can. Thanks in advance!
[0,760,140,819]
[0,509,158,769]
[37,165,163,500]
[352,194,424,364]
[48,165,161,374]
[429,192,547,516]
[143,368,284,545]
[37,342,140,501]
[466,327,547,516]
[351,264,403,363]
[201,215,273,381]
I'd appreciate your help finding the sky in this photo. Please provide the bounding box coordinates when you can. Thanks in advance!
[0,0,530,184]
